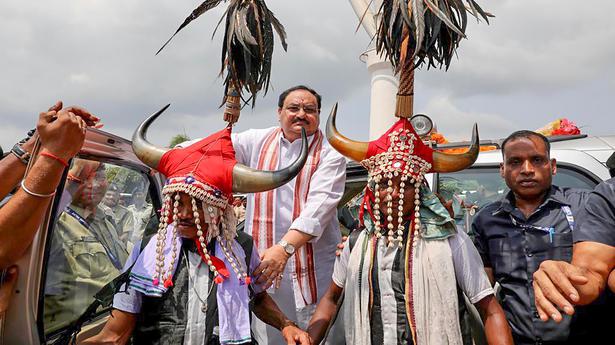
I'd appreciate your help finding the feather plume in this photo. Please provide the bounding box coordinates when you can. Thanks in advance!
[157,0,287,107]
[375,0,493,71]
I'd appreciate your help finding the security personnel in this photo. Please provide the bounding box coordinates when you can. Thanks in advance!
[44,161,128,332]
[471,130,589,344]
[532,153,615,343]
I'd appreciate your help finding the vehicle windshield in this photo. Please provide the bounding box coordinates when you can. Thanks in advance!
[42,158,154,335]
[437,165,599,232]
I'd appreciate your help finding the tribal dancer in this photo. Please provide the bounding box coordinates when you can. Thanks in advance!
[83,105,311,345]
[307,1,512,344]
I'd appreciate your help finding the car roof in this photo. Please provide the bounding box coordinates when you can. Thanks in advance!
[80,127,147,167]
[549,135,615,163]
[441,134,615,165]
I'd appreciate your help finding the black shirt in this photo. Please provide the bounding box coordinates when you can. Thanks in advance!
[575,177,615,246]
[471,185,589,344]
[569,177,615,344]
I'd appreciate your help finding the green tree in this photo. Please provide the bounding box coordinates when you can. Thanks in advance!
[168,133,190,148]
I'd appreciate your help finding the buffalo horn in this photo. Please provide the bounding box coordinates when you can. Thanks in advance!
[432,123,480,172]
[232,128,309,193]
[325,103,369,162]
[131,104,172,169]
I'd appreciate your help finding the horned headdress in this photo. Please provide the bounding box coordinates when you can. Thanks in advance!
[328,1,491,244]
[132,105,308,288]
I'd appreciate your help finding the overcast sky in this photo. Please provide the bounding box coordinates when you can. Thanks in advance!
[1,0,614,153]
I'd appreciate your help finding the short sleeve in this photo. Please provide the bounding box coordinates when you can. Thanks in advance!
[112,242,145,314]
[332,238,351,288]
[449,230,494,304]
[574,179,615,247]
[112,285,143,314]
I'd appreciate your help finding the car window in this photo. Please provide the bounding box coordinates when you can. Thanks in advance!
[41,158,155,335]
[437,165,599,232]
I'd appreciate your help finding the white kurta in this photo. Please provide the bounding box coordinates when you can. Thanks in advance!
[232,127,347,345]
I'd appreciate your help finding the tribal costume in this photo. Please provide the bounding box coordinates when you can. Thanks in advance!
[328,114,492,345]
[323,0,494,340]
[111,105,309,344]
[321,3,494,344]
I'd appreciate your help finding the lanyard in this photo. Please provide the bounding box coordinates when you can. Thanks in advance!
[509,215,556,243]
[561,205,575,231]
[65,207,122,269]
[509,205,575,244]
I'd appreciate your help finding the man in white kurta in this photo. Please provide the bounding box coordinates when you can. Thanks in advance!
[232,85,346,344]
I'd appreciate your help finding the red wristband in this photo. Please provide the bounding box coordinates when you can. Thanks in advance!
[40,151,69,168]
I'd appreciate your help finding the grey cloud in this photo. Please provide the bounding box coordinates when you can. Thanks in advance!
[421,0,615,97]
[1,0,614,153]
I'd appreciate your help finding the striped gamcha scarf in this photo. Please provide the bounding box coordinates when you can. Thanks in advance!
[251,128,323,306]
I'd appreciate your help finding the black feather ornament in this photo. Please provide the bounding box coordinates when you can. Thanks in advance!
[375,0,492,72]
[157,0,287,108]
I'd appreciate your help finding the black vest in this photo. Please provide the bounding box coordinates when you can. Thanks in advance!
[132,233,254,345]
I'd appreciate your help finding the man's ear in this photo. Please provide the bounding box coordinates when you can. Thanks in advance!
[499,162,505,178]
[277,108,283,122]
[551,158,557,176]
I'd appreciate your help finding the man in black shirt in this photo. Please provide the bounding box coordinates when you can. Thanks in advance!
[533,153,615,330]
[472,130,590,344]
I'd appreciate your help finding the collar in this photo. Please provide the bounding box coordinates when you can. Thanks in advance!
[68,204,106,222]
[493,185,569,215]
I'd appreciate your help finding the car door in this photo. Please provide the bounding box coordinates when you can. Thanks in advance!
[0,130,163,345]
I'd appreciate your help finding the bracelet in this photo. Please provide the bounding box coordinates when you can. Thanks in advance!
[40,151,69,168]
[20,180,56,198]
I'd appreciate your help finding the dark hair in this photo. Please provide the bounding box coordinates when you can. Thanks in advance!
[605,150,614,177]
[501,130,550,157]
[278,85,322,110]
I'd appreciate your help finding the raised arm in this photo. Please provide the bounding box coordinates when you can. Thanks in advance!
[533,180,615,322]
[533,242,615,322]
[0,103,98,269]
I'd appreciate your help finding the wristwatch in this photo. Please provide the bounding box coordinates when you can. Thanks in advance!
[277,240,295,256]
[11,143,31,165]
